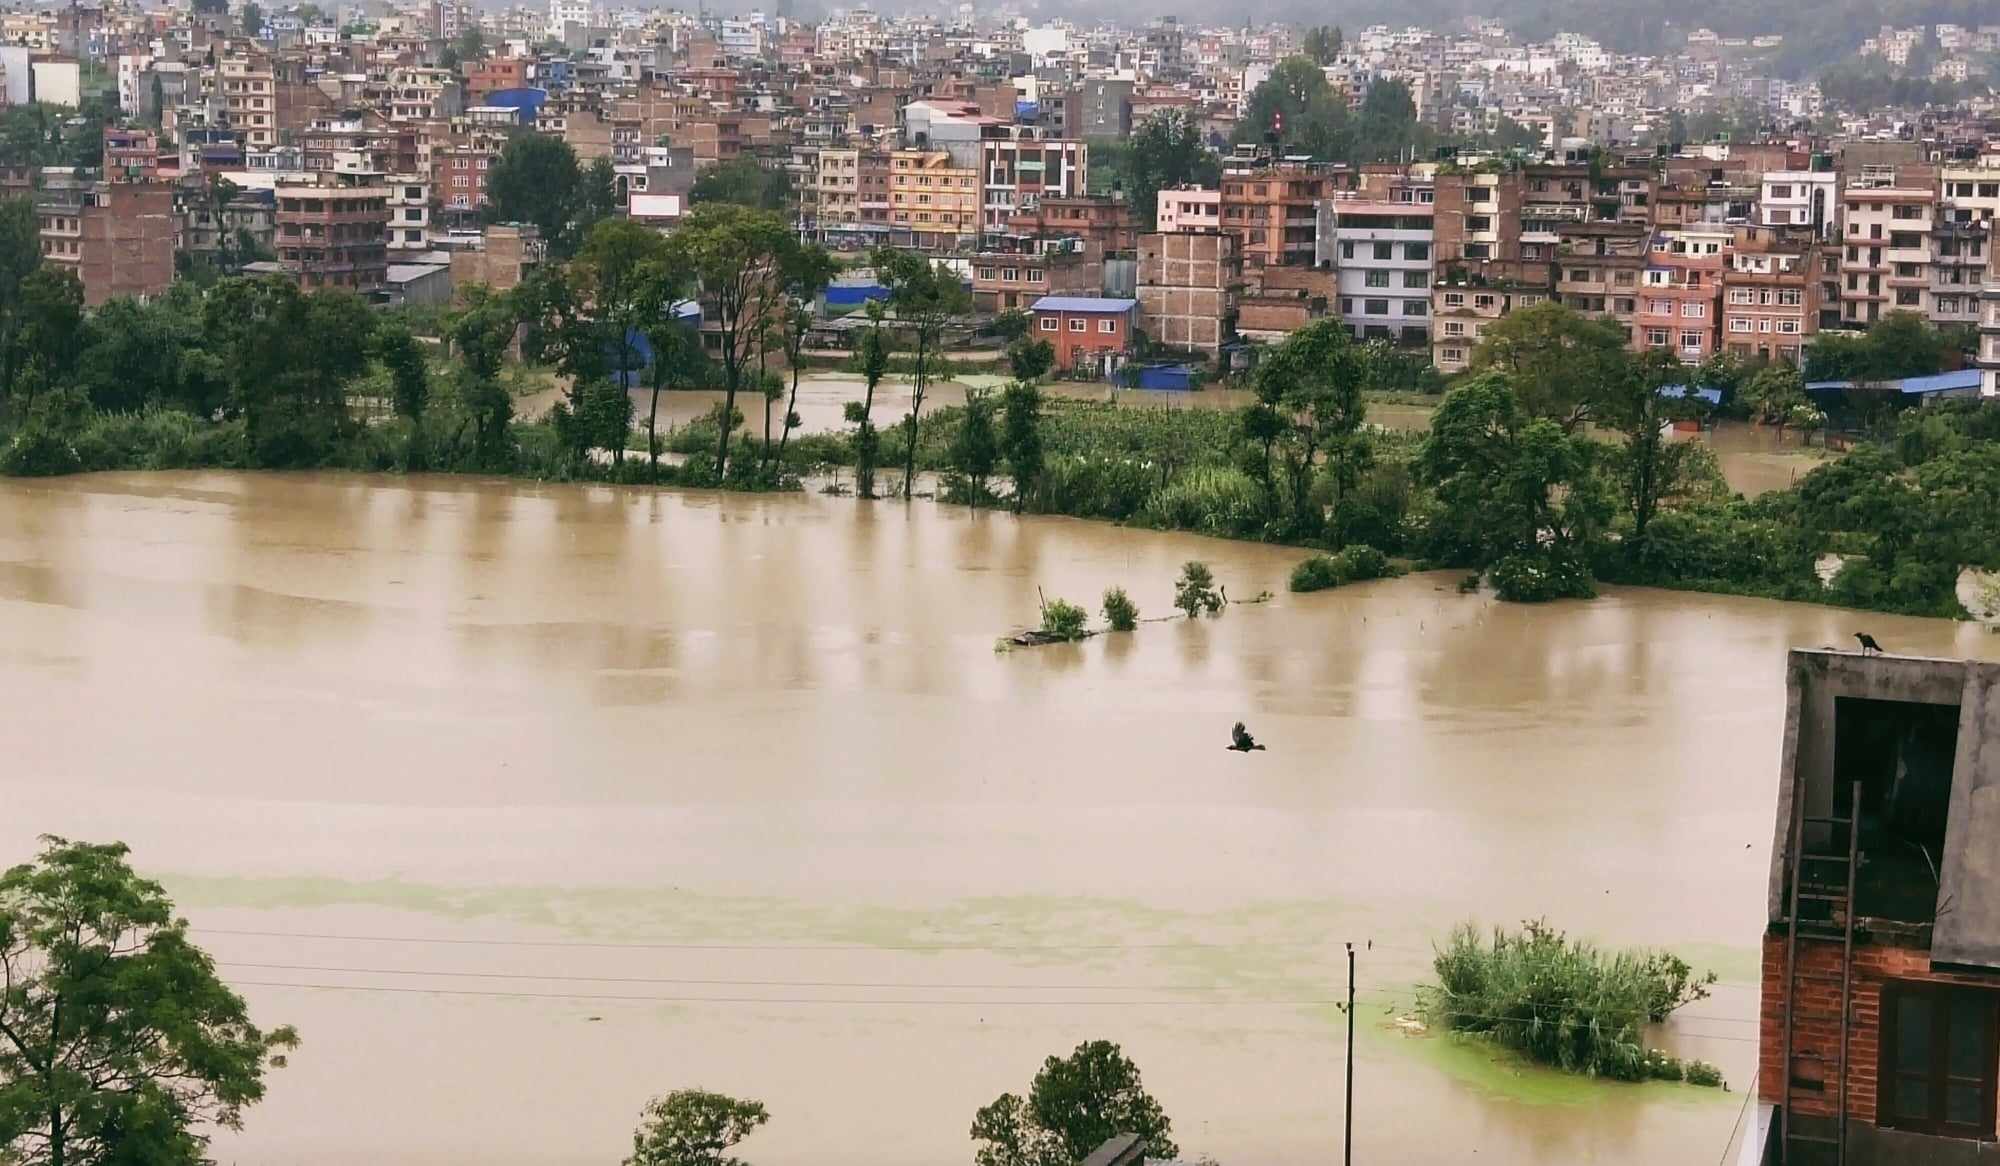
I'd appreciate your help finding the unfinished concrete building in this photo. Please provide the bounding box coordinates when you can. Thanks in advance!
[1136,230,1241,359]
[1759,650,2000,1164]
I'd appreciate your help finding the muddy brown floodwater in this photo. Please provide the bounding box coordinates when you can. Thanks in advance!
[3,472,1993,1165]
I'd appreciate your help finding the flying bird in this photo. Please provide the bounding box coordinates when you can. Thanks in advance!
[1854,632,1883,656]
[1228,722,1266,752]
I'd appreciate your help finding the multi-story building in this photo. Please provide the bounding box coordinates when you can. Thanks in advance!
[431,123,507,216]
[1841,185,1936,325]
[1031,295,1137,375]
[813,146,863,241]
[1219,161,1333,270]
[1156,186,1220,234]
[1432,169,1521,264]
[979,132,1087,237]
[1005,195,1137,257]
[219,53,277,151]
[889,148,978,250]
[1430,260,1552,373]
[1318,197,1434,344]
[1934,164,2000,329]
[1760,168,1839,239]
[1720,227,1821,365]
[35,181,176,306]
[1554,221,1649,347]
[386,176,430,252]
[970,237,1101,313]
[274,172,390,293]
[1637,225,1729,362]
[1137,230,1241,357]
[102,128,160,180]
[1758,650,2000,1166]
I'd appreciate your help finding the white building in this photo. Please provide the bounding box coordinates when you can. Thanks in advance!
[388,175,431,252]
[547,0,589,38]
[116,52,152,116]
[1319,196,1435,343]
[1760,170,1838,239]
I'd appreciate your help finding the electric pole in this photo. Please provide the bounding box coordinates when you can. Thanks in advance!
[1345,941,1356,1166]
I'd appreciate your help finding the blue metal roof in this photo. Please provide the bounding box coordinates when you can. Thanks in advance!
[1658,384,1723,405]
[1805,369,1982,395]
[1032,296,1137,313]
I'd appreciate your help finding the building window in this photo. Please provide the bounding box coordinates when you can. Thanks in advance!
[1646,328,1669,346]
[1443,292,1464,307]
[1778,319,1800,334]
[1730,319,1752,333]
[1339,241,1353,259]
[1026,269,1044,284]
[1002,267,1018,282]
[1039,317,1056,332]
[1373,242,1392,260]
[1364,299,1389,315]
[1403,271,1427,289]
[1405,300,1427,317]
[1099,319,1116,334]
[1682,303,1705,318]
[1680,330,1703,350]
[1365,270,1390,288]
[979,267,996,280]
[1069,318,1086,332]
[1443,321,1463,336]
[1881,981,1999,1139]
[1405,242,1429,261]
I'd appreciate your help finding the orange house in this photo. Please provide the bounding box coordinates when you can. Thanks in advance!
[1032,296,1136,375]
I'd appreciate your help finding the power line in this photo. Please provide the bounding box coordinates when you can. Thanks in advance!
[227,979,1354,1007]
[195,926,1391,953]
[216,960,1301,993]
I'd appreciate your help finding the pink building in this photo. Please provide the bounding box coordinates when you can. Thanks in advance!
[1638,226,1728,362]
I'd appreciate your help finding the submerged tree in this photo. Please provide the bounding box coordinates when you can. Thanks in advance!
[971,1041,1176,1166]
[625,1089,769,1166]
[845,302,892,497]
[872,248,971,499]
[999,380,1045,513]
[0,837,299,1166]
[671,205,796,478]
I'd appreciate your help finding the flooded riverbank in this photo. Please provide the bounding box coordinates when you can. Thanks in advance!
[2,471,1985,1165]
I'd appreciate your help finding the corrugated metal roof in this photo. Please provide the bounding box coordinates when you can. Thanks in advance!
[1806,368,1982,395]
[1031,296,1137,313]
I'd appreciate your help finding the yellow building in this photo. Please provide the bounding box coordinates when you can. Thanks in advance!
[890,149,978,251]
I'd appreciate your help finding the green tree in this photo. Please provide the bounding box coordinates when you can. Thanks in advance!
[1470,300,1632,431]
[73,290,222,416]
[845,302,892,497]
[1599,349,1704,549]
[670,205,797,476]
[375,320,431,421]
[1303,24,1343,64]
[689,157,794,212]
[1249,318,1367,539]
[1124,108,1220,231]
[1,198,49,401]
[1173,560,1223,618]
[241,1,264,35]
[1743,365,1807,437]
[446,286,520,469]
[991,308,1031,342]
[0,837,299,1166]
[452,26,487,64]
[949,387,1001,502]
[6,268,85,406]
[483,133,584,256]
[1006,337,1054,383]
[772,242,836,469]
[1236,57,1348,159]
[872,248,970,499]
[202,277,374,464]
[1416,373,1611,579]
[999,380,1044,512]
[624,1089,768,1166]
[972,1041,1177,1166]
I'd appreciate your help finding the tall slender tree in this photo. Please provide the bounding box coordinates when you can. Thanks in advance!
[872,248,970,499]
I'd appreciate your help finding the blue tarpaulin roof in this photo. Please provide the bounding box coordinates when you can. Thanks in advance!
[1032,296,1138,313]
[1805,369,1982,395]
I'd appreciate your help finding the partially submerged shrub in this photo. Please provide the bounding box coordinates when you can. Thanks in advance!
[1289,545,1396,593]
[1173,561,1223,618]
[1416,919,1721,1087]
[1102,586,1139,631]
[1040,598,1088,641]
[1490,550,1596,603]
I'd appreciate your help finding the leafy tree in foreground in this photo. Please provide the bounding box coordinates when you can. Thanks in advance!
[1469,300,1631,432]
[1173,560,1223,618]
[625,1089,768,1166]
[971,1040,1176,1166]
[0,837,298,1166]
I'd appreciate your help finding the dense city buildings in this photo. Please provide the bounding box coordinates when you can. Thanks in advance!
[0,0,1992,384]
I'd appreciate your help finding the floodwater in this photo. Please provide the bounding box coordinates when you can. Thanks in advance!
[3,472,1990,1165]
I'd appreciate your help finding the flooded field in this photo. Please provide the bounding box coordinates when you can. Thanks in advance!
[1,471,1985,1165]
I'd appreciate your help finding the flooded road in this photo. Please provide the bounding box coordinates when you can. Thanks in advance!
[2,471,1987,1165]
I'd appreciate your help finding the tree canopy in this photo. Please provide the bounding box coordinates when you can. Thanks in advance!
[625,1090,768,1166]
[688,157,794,212]
[971,1040,1177,1166]
[0,837,298,1166]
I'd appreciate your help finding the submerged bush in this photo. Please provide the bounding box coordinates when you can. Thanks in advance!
[1289,545,1396,593]
[1490,550,1596,603]
[1173,561,1223,618]
[1102,586,1139,631]
[1417,920,1720,1086]
[1039,597,1088,641]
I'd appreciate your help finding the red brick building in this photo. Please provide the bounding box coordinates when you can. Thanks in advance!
[1031,296,1137,375]
[1759,650,2000,1164]
[35,182,177,306]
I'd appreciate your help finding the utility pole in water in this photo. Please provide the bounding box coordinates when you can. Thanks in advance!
[1344,941,1355,1166]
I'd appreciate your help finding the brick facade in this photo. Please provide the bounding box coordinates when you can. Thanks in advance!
[1759,933,2000,1128]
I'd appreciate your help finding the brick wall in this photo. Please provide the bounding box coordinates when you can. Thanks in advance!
[1759,932,2000,1125]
